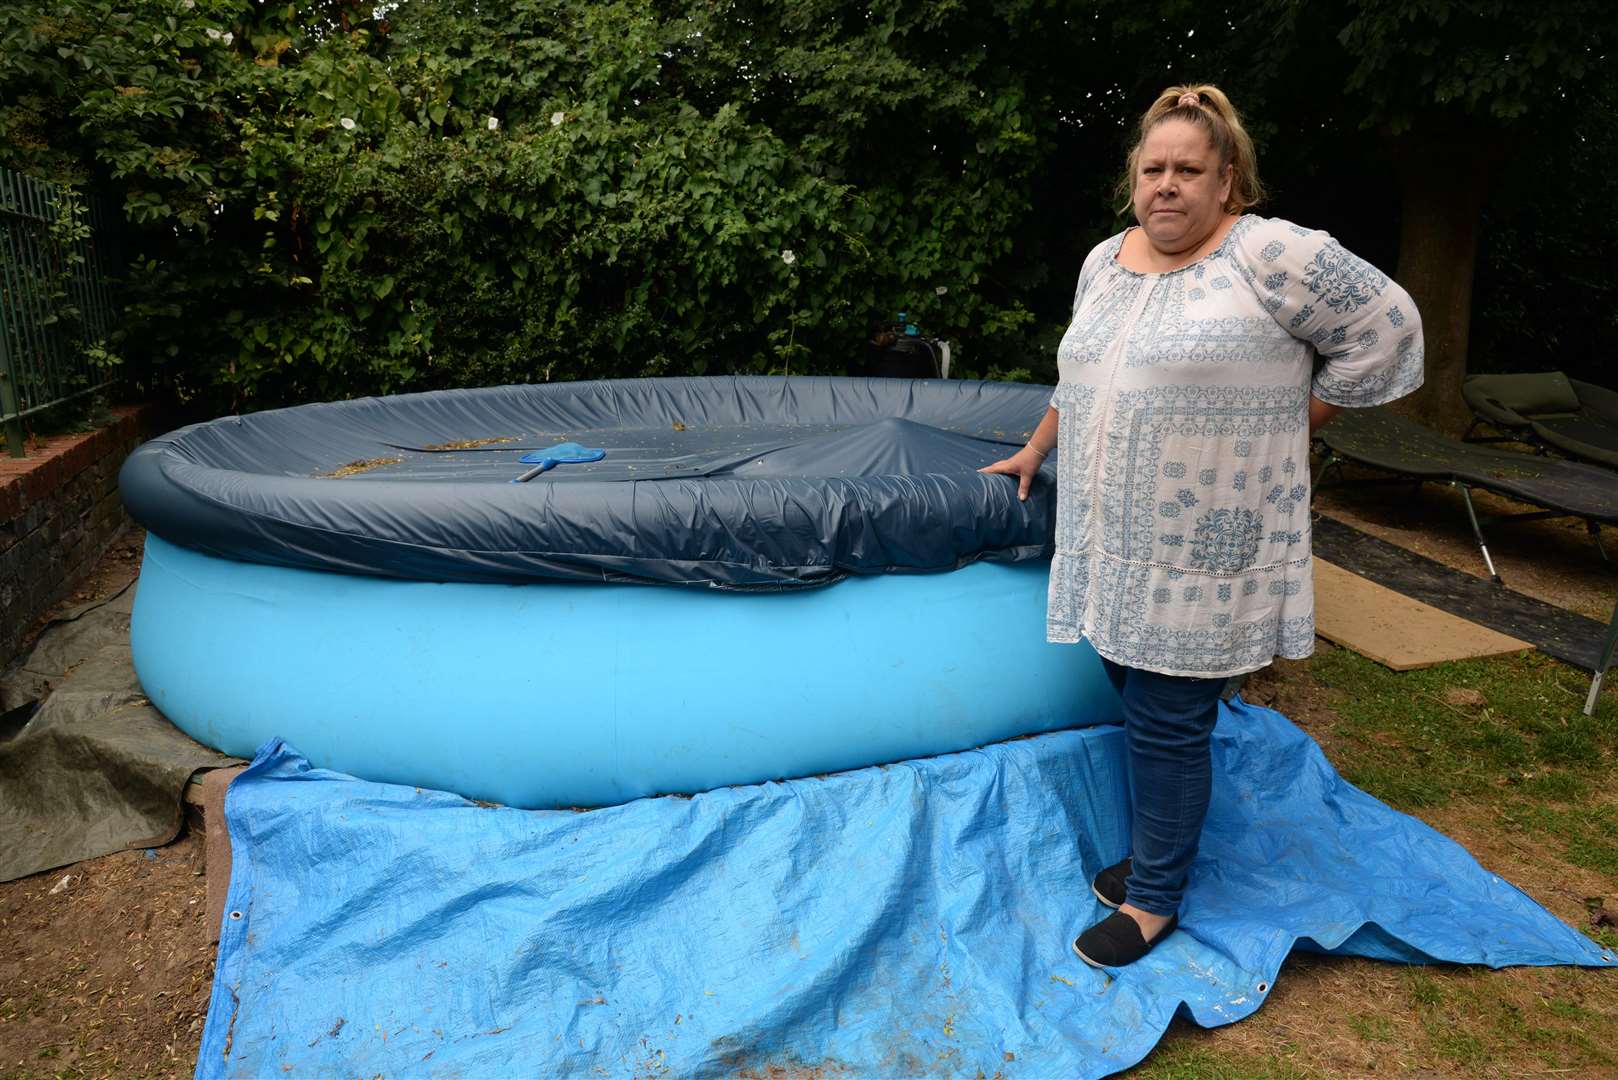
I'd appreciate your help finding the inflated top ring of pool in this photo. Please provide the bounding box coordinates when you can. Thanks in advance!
[122,376,1062,588]
[122,376,1120,807]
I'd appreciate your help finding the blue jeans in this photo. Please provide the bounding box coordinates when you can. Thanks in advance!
[1100,658,1225,917]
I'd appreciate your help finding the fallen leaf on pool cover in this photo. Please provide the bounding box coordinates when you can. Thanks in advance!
[421,436,516,450]
[316,457,402,478]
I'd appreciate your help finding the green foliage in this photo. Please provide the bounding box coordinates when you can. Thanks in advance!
[1469,78,1618,376]
[1335,0,1618,132]
[0,0,1066,407]
[2,0,1615,410]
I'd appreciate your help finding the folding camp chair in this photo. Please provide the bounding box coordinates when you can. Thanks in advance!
[1464,371,1618,470]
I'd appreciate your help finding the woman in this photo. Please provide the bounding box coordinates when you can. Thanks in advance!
[980,84,1423,968]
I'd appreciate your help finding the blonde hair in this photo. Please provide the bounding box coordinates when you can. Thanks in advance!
[1115,84,1265,215]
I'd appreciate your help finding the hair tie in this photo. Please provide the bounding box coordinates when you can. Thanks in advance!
[1177,91,1201,109]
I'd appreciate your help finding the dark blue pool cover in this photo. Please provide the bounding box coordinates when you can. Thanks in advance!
[120,377,1055,587]
[195,697,1612,1079]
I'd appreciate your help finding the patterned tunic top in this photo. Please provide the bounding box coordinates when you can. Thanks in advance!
[1047,215,1424,677]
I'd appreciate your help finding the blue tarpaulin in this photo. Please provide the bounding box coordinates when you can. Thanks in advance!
[197,698,1613,1079]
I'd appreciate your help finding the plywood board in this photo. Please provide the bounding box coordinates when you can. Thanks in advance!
[1312,514,1606,673]
[1313,557,1532,671]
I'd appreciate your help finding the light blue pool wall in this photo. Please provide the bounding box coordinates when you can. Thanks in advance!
[132,534,1121,808]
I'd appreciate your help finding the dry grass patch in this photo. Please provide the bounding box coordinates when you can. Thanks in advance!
[1139,953,1617,1078]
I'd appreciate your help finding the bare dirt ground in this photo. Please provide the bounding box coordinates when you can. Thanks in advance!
[2,500,1615,1079]
[0,834,212,1080]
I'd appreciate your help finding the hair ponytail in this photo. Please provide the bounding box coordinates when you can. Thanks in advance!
[1114,84,1266,215]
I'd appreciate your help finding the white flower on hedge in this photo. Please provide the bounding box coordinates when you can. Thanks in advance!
[550,111,565,127]
[182,0,195,8]
[486,116,499,131]
[340,117,356,130]
[221,31,233,45]
[780,249,796,266]
[205,27,220,39]
[935,285,948,296]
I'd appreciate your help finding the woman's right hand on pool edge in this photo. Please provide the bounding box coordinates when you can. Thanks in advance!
[978,446,1047,502]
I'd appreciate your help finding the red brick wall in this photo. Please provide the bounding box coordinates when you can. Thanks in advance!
[0,405,160,666]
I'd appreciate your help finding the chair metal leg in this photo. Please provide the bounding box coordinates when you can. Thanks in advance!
[1585,596,1618,715]
[1452,481,1503,584]
[1311,451,1338,493]
[1589,521,1610,565]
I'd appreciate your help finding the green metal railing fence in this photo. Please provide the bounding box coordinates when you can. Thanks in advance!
[0,166,120,458]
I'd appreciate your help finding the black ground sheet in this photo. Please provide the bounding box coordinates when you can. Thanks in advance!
[1312,513,1613,672]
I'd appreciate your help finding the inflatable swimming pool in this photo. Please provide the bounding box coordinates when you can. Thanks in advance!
[121,376,1119,807]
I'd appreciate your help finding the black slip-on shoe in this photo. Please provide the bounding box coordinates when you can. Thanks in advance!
[1091,856,1131,910]
[1072,910,1179,968]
